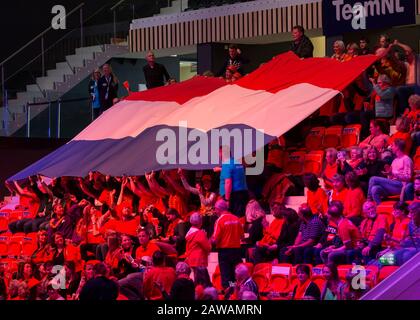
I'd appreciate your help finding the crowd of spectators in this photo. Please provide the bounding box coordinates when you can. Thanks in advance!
[1,27,419,301]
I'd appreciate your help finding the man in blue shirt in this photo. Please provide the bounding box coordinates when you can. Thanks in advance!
[216,146,249,217]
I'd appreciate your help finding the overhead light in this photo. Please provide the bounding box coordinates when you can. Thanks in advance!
[170,54,178,57]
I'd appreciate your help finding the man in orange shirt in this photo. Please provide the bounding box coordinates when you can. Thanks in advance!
[357,201,389,264]
[211,199,244,289]
[320,201,362,265]
[135,229,160,262]
[252,202,285,263]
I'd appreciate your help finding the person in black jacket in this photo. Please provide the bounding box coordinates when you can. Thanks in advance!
[290,25,314,59]
[98,64,119,113]
[216,44,249,77]
[79,262,119,300]
[143,51,171,89]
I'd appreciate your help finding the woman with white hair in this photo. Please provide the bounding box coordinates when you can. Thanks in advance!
[183,212,212,271]
[331,40,346,62]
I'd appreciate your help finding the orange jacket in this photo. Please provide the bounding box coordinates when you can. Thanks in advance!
[184,228,212,267]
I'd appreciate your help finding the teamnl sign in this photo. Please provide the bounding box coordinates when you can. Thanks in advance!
[322,0,416,36]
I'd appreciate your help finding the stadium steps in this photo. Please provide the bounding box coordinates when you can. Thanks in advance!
[0,43,129,137]
[361,252,420,300]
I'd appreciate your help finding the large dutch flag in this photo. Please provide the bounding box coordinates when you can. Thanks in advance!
[9,51,378,180]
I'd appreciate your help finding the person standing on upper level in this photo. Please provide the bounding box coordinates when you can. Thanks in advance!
[143,51,171,89]
[98,64,119,113]
[290,25,314,59]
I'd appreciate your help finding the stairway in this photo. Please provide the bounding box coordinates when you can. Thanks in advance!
[0,43,129,137]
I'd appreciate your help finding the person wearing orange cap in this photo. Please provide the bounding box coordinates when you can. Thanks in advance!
[211,199,244,289]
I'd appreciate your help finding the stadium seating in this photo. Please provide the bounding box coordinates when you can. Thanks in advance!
[0,211,9,231]
[341,124,362,148]
[304,150,325,176]
[284,151,305,175]
[268,274,289,292]
[0,236,9,257]
[305,127,325,151]
[323,125,343,149]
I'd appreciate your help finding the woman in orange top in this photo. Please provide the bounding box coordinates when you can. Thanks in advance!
[388,117,412,155]
[184,212,211,269]
[50,232,83,273]
[76,205,104,261]
[104,233,123,276]
[304,173,328,217]
[385,201,410,248]
[343,172,366,226]
[331,174,348,204]
[291,264,320,300]
[31,230,52,264]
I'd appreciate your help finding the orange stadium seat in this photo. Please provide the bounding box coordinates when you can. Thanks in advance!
[0,236,9,257]
[312,277,326,291]
[21,236,37,257]
[305,127,325,151]
[269,274,289,293]
[303,150,325,176]
[253,263,272,278]
[378,266,399,283]
[7,236,22,257]
[323,125,343,149]
[0,258,19,274]
[0,211,10,231]
[337,265,353,281]
[252,273,270,293]
[8,210,24,224]
[284,151,305,175]
[341,124,362,148]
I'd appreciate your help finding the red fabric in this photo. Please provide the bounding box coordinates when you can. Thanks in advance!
[125,76,226,104]
[236,51,378,93]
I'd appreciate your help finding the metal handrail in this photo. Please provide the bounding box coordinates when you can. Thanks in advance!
[110,0,128,11]
[0,3,85,67]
